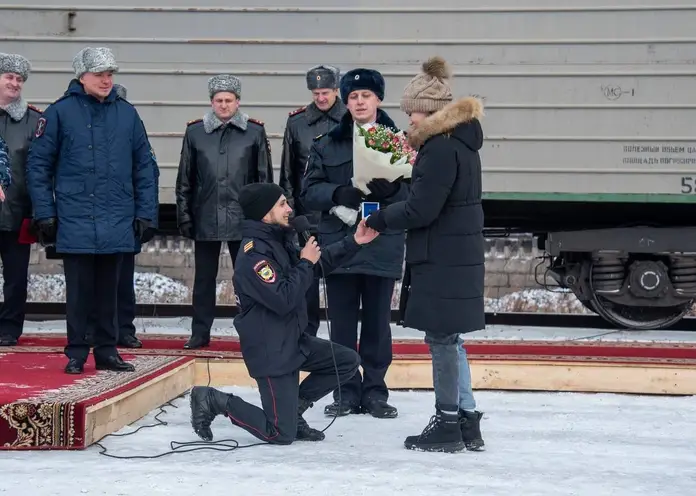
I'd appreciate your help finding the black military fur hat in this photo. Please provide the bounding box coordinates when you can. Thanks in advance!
[340,68,385,102]
[306,64,340,90]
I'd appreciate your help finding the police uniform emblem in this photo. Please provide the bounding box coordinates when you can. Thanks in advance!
[35,117,47,138]
[254,260,276,283]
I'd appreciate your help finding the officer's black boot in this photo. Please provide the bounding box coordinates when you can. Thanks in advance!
[404,409,465,453]
[190,386,230,442]
[296,398,325,441]
[459,409,485,451]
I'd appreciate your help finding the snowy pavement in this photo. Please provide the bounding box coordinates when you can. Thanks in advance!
[1,387,695,495]
[20,317,696,345]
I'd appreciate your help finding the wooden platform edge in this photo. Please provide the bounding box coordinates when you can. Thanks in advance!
[83,359,196,446]
[79,355,696,449]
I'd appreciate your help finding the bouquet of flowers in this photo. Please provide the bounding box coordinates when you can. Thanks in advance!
[352,124,416,194]
[330,123,417,226]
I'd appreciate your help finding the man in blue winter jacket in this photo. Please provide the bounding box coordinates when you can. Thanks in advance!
[26,47,158,374]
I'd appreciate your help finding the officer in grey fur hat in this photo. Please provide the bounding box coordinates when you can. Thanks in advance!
[278,64,346,338]
[175,74,274,350]
[26,46,158,373]
[0,52,42,347]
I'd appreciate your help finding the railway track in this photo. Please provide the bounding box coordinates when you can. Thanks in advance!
[23,302,696,331]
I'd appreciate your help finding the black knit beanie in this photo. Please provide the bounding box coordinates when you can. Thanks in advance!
[238,183,285,221]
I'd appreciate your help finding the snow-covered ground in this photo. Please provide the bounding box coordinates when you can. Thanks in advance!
[1,387,695,495]
[11,272,593,313]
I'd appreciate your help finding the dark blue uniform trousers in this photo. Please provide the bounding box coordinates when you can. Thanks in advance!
[325,273,395,406]
[0,230,31,341]
[223,335,359,444]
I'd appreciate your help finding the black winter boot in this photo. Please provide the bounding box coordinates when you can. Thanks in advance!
[296,398,325,441]
[404,409,465,453]
[190,386,230,442]
[460,409,485,451]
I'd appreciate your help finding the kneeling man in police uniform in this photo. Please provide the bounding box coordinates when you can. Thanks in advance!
[190,183,379,444]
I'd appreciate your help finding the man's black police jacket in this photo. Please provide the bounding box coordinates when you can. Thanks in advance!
[232,219,361,378]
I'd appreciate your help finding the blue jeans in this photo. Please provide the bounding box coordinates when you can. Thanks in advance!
[457,335,477,411]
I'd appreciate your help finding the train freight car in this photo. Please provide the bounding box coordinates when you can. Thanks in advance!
[2,0,695,329]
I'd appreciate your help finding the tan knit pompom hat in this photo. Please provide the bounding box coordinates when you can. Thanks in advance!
[400,56,453,114]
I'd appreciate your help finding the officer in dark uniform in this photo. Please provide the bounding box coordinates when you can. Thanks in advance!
[189,182,379,445]
[279,64,346,336]
[0,52,41,347]
[175,74,274,350]
[301,68,410,419]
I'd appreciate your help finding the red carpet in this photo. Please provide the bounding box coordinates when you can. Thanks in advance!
[11,332,696,365]
[0,352,191,450]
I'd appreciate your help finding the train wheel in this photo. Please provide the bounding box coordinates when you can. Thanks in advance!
[589,293,691,330]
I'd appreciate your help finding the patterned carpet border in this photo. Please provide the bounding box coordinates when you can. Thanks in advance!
[0,355,192,451]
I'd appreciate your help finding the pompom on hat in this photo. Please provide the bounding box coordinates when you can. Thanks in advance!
[400,56,454,114]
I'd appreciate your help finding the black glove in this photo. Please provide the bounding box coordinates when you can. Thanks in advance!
[179,221,194,239]
[36,217,57,245]
[134,218,155,244]
[366,177,401,201]
[365,209,388,232]
[332,185,364,209]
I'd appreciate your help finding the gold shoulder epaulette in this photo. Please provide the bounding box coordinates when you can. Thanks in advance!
[248,117,265,126]
[243,240,254,253]
[27,104,43,114]
[187,118,203,126]
[289,106,307,117]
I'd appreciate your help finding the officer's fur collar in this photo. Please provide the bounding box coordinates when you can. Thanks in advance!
[203,110,249,134]
[305,99,346,125]
[0,98,28,122]
[407,97,484,149]
[328,108,398,140]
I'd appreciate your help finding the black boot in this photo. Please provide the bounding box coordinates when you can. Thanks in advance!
[296,398,325,442]
[190,386,230,442]
[460,409,485,451]
[404,410,465,453]
[184,335,210,350]
[0,335,17,346]
[324,400,361,417]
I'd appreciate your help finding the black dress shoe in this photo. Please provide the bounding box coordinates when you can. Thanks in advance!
[0,335,18,346]
[95,355,135,372]
[323,400,361,417]
[184,335,210,349]
[118,335,142,348]
[65,359,84,374]
[362,399,398,419]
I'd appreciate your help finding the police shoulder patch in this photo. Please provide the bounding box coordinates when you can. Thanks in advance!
[248,117,265,126]
[27,104,43,114]
[243,240,254,253]
[288,106,307,117]
[253,259,276,283]
[34,117,47,138]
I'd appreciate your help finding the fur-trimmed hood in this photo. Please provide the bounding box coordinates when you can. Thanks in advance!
[408,96,484,150]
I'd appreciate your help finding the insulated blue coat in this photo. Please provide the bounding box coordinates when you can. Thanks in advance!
[26,80,158,254]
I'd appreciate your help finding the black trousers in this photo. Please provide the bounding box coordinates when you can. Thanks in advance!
[0,230,30,340]
[63,253,123,363]
[224,335,360,444]
[86,252,136,343]
[298,235,320,337]
[325,274,395,405]
[191,240,241,339]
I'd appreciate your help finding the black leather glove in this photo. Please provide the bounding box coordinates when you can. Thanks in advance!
[366,177,401,201]
[134,218,156,244]
[365,209,388,232]
[36,217,57,245]
[179,221,194,239]
[332,185,364,209]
